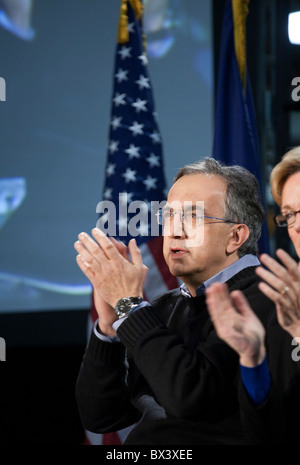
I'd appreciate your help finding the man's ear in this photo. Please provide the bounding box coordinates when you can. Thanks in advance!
[226,224,250,255]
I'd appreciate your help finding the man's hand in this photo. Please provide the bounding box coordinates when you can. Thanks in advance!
[206,282,266,367]
[74,228,147,335]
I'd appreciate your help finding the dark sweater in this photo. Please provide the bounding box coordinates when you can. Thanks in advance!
[238,312,300,445]
[75,266,292,445]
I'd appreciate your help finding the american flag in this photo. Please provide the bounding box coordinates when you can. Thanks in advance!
[84,0,178,445]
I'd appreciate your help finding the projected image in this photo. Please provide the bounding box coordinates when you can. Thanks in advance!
[144,0,211,86]
[0,0,35,40]
[0,0,213,313]
[0,178,26,230]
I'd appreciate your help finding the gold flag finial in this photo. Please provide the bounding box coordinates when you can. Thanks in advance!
[118,0,143,44]
[232,0,249,92]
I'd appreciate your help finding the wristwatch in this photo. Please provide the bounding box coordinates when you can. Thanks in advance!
[115,296,144,319]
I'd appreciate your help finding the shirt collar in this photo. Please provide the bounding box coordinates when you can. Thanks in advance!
[180,254,260,297]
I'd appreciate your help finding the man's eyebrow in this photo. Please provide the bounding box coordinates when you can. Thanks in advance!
[281,204,293,212]
[182,204,197,211]
[184,205,207,214]
[164,203,205,211]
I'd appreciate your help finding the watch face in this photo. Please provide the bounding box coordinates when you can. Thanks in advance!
[117,298,132,314]
[115,297,143,318]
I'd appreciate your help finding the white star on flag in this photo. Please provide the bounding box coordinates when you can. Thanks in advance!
[136,75,150,90]
[115,68,129,83]
[146,153,160,168]
[150,131,161,144]
[106,163,115,176]
[129,121,144,136]
[113,92,127,107]
[118,45,131,59]
[143,175,157,190]
[111,116,122,130]
[132,98,147,113]
[103,187,113,199]
[125,143,140,159]
[108,140,119,154]
[123,167,137,183]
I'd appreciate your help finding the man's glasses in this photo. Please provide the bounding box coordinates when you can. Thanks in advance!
[274,210,300,228]
[156,208,239,227]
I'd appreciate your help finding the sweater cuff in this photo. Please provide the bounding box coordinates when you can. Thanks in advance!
[240,355,271,406]
[116,304,164,352]
[85,327,125,365]
[94,320,120,343]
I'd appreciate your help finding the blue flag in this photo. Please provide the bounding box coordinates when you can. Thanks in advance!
[213,0,269,254]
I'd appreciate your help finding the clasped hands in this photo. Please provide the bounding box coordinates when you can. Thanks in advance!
[74,228,147,337]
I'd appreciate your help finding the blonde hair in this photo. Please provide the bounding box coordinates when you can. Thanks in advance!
[270,147,300,206]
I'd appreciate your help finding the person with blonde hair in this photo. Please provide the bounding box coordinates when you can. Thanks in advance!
[206,146,300,444]
[256,146,300,339]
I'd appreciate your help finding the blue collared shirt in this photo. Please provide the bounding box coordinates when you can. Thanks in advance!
[180,253,260,297]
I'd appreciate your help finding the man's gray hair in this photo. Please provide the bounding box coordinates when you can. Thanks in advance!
[174,157,265,257]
